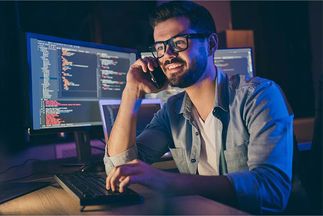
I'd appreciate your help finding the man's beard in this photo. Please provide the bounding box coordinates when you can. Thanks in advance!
[167,51,208,88]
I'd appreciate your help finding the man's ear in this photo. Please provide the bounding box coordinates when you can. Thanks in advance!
[208,33,218,56]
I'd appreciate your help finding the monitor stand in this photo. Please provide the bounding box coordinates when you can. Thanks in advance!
[73,131,105,173]
[74,130,91,163]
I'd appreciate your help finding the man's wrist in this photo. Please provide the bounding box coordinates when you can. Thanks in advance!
[123,84,145,99]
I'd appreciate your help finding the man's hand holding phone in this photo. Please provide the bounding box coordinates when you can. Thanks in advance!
[126,57,168,97]
[108,57,167,156]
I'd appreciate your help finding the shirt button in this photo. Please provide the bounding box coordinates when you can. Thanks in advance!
[195,131,199,136]
[191,159,196,163]
[213,109,219,117]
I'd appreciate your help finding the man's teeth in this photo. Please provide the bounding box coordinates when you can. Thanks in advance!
[168,64,182,69]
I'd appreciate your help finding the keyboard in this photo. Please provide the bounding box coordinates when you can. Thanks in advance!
[54,172,143,209]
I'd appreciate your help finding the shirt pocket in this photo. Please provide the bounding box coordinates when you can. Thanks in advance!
[224,145,248,173]
[169,147,190,174]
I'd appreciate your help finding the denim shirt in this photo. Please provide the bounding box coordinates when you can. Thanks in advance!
[104,70,294,214]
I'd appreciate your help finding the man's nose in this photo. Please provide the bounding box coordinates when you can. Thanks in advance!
[164,44,177,58]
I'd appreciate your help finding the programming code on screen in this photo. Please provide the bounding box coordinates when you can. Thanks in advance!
[28,34,136,130]
[214,48,254,77]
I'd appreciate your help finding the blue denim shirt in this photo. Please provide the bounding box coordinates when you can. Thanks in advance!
[104,70,294,214]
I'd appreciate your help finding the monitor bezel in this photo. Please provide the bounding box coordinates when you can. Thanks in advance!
[99,98,162,143]
[26,32,139,135]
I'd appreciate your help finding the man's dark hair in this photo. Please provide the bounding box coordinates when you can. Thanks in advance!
[150,1,217,34]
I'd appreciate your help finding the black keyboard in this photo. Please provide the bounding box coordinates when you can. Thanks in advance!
[54,172,142,209]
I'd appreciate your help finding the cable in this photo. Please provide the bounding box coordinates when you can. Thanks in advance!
[0,142,106,179]
[0,159,40,176]
[91,146,105,152]
[2,170,53,183]
[98,138,106,145]
[92,138,106,152]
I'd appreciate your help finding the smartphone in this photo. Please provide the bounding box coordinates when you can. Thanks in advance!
[148,65,167,89]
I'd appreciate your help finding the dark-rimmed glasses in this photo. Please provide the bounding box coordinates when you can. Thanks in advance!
[149,33,211,59]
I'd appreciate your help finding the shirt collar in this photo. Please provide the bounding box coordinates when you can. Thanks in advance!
[178,68,229,117]
[214,68,229,113]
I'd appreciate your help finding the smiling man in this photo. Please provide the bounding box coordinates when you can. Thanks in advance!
[104,1,293,214]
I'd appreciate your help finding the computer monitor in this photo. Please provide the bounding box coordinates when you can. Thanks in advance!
[99,98,162,144]
[26,32,138,161]
[214,48,254,77]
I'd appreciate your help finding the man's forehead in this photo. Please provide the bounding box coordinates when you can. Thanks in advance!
[153,16,191,41]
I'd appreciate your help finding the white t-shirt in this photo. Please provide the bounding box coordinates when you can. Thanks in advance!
[192,107,220,176]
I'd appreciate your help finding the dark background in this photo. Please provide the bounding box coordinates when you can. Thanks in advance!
[231,1,318,118]
[0,1,321,154]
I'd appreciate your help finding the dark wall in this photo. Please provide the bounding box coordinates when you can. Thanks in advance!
[0,2,25,155]
[15,1,155,49]
[231,1,317,118]
[0,1,156,154]
[308,1,323,100]
[93,1,156,51]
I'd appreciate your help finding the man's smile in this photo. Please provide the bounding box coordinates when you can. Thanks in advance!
[166,63,184,74]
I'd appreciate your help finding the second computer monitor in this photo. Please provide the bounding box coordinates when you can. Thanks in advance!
[214,48,254,77]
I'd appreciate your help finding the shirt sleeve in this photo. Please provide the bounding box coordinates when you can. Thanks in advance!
[226,80,294,214]
[103,145,138,174]
[103,103,173,174]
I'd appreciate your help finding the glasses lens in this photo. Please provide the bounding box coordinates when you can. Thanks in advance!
[150,35,189,58]
[171,36,188,51]
[154,42,165,58]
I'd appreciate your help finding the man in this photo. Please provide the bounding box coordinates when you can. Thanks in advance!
[104,1,293,214]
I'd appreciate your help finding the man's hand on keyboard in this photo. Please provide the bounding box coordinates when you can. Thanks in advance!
[106,159,166,193]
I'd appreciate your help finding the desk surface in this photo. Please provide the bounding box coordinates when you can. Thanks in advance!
[0,182,247,215]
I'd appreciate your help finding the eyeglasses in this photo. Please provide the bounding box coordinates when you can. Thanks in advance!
[149,33,211,59]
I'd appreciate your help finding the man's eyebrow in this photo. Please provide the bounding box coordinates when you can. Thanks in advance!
[154,31,190,43]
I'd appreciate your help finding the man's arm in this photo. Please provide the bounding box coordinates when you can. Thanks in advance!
[107,86,141,156]
[107,57,161,157]
[226,79,294,214]
[106,159,237,206]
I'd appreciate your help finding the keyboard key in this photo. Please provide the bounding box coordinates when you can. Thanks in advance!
[54,172,143,208]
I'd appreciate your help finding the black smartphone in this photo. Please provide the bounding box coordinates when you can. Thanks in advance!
[148,65,167,89]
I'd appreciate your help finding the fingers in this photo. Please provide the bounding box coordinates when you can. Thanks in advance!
[146,57,159,72]
[140,79,157,93]
[106,175,139,193]
[106,160,141,192]
[127,57,162,94]
[118,176,130,192]
[133,57,159,73]
[133,58,149,73]
[118,175,138,193]
[105,159,160,193]
[107,166,121,192]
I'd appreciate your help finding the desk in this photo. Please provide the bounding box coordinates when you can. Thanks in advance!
[0,182,247,215]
